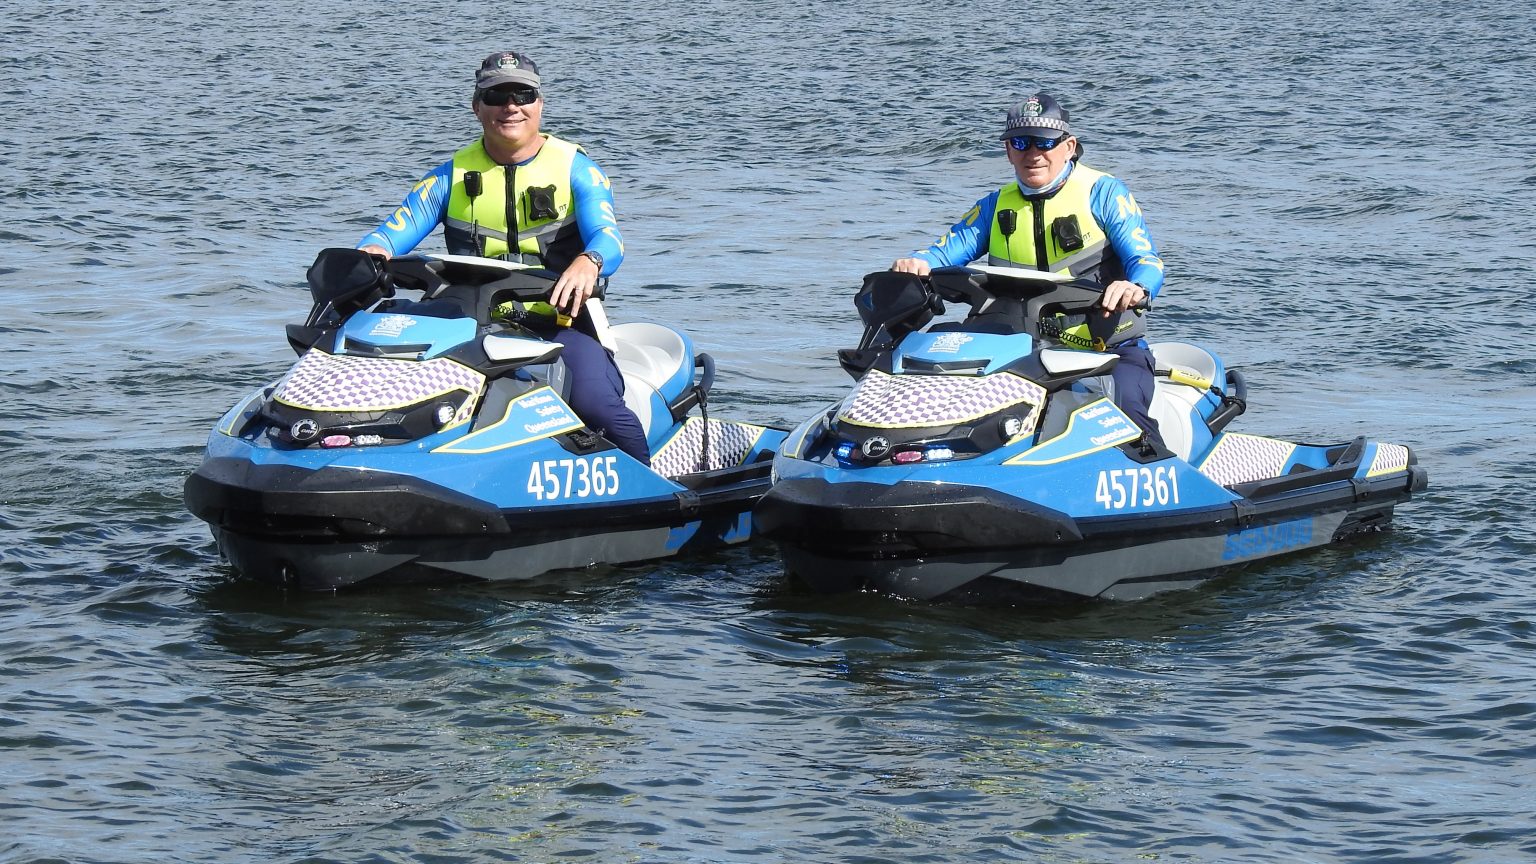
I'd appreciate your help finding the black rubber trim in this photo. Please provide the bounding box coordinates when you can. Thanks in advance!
[757,464,1425,561]
[185,455,774,541]
[756,480,1083,553]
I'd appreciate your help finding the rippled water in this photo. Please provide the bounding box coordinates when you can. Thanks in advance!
[4,0,1535,861]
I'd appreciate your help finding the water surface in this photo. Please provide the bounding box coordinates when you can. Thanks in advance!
[3,0,1534,861]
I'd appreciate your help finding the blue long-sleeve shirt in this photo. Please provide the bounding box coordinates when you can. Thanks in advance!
[908,164,1165,297]
[358,144,625,278]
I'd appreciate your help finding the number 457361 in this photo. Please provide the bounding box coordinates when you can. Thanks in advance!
[1094,465,1179,510]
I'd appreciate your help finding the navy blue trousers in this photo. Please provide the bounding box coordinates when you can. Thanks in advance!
[542,326,651,465]
[1111,343,1163,449]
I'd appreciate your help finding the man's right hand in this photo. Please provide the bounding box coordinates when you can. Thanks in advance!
[891,257,932,276]
[360,244,391,259]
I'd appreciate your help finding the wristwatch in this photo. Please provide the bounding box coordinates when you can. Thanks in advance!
[580,250,604,270]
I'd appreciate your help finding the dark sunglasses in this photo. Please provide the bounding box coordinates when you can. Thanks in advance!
[479,87,539,107]
[1008,135,1067,152]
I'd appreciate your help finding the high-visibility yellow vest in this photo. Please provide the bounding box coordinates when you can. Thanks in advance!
[443,134,583,268]
[986,165,1143,349]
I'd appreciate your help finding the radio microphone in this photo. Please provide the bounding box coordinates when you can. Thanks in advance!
[464,171,483,255]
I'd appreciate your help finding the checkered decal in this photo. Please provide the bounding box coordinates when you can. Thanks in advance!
[836,369,1046,429]
[273,351,484,422]
[1196,432,1297,487]
[1367,443,1410,477]
[652,418,765,478]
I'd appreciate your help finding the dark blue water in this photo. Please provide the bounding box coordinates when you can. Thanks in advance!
[4,0,1534,861]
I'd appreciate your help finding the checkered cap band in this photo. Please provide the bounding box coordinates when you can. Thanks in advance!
[1004,116,1072,136]
[652,417,765,478]
[1196,433,1297,487]
[1367,443,1409,477]
[273,351,485,419]
[836,369,1046,429]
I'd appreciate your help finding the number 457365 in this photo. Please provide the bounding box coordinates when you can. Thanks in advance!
[527,455,621,501]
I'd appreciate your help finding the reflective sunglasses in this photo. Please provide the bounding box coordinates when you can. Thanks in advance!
[1009,135,1067,152]
[479,87,539,107]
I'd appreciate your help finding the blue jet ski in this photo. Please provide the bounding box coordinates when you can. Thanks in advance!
[185,249,787,590]
[755,266,1428,602]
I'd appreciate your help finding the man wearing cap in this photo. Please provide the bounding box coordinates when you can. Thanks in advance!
[892,92,1167,449]
[358,51,648,464]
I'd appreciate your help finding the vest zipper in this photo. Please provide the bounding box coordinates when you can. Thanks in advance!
[1030,198,1049,270]
[504,162,518,260]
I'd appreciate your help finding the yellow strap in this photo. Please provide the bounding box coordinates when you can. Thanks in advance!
[491,300,569,327]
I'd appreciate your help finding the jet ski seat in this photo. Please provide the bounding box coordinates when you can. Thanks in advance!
[612,322,692,442]
[1149,342,1220,462]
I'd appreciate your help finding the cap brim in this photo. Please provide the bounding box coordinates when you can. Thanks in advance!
[476,70,541,91]
[999,126,1069,141]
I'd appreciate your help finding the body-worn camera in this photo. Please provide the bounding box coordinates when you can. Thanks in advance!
[526,185,559,221]
[1051,214,1084,251]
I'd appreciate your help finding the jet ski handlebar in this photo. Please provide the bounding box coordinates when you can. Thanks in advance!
[839,266,1150,377]
[930,264,1102,305]
[387,253,606,304]
[930,266,1147,336]
[302,248,603,329]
